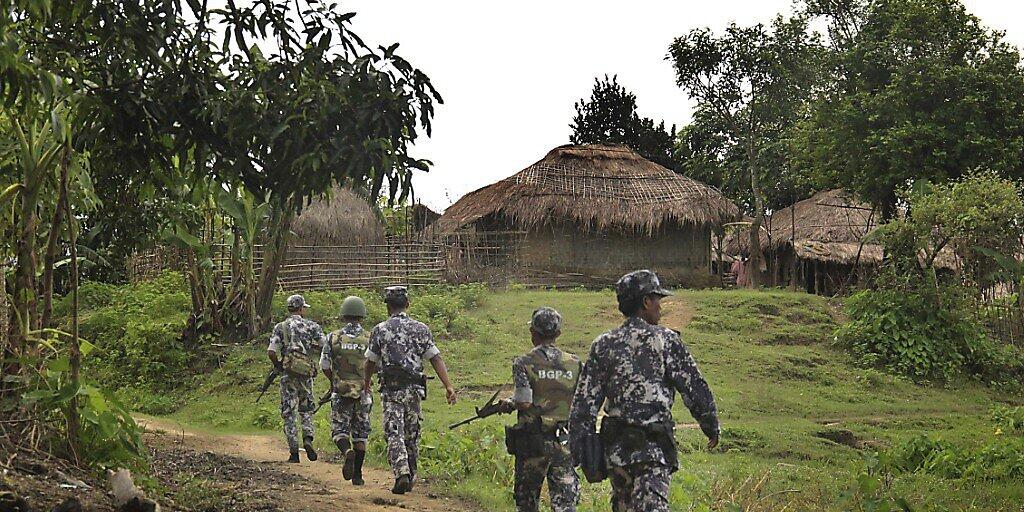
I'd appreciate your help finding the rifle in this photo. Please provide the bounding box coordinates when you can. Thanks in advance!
[448,388,509,430]
[312,389,334,414]
[255,368,280,403]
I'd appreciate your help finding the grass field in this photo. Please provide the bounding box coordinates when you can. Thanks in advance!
[117,286,1022,511]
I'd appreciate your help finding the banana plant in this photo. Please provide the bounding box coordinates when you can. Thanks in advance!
[215,185,270,338]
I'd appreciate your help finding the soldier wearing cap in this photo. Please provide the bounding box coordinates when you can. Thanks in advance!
[320,295,372,485]
[363,286,458,495]
[568,270,720,512]
[268,294,326,463]
[497,307,581,512]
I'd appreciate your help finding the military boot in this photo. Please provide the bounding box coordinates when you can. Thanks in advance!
[287,451,300,463]
[303,438,318,462]
[391,474,411,495]
[352,450,366,486]
[408,455,417,490]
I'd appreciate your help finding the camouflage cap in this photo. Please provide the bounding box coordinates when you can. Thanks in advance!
[286,294,310,310]
[615,269,673,301]
[383,285,409,303]
[529,307,562,338]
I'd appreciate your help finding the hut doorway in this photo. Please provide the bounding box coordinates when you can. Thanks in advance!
[804,260,816,294]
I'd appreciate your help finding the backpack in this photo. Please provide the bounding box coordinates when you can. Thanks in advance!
[280,320,316,378]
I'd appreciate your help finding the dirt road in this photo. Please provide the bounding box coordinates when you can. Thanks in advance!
[139,417,476,512]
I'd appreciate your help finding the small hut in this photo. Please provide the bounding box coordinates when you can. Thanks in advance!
[435,144,740,286]
[291,187,384,247]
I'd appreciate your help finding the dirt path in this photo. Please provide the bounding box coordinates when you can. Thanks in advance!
[660,296,696,331]
[139,417,475,512]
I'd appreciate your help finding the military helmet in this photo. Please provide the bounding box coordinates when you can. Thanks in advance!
[340,296,367,318]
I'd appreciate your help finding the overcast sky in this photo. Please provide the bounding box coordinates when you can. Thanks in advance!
[341,1,1024,211]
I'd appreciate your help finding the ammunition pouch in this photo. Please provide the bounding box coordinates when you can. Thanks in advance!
[505,423,546,458]
[381,366,427,393]
[600,416,677,469]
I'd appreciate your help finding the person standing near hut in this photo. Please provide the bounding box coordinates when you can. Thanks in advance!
[363,286,458,495]
[320,295,372,485]
[496,307,581,512]
[568,270,720,512]
[267,294,325,463]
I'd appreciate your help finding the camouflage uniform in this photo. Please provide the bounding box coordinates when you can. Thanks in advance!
[568,271,719,512]
[268,309,325,454]
[320,322,372,444]
[510,308,581,512]
[366,288,440,480]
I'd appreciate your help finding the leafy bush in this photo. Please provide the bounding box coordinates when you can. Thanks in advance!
[58,272,193,391]
[835,277,1020,383]
[880,434,1024,481]
[992,406,1024,435]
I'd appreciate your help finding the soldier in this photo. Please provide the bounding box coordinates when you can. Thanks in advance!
[497,307,581,512]
[320,295,372,485]
[363,286,458,495]
[568,270,720,512]
[267,294,325,463]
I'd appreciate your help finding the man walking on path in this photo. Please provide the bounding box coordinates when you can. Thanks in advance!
[363,286,457,495]
[497,307,581,512]
[268,294,325,463]
[321,295,372,485]
[568,270,720,512]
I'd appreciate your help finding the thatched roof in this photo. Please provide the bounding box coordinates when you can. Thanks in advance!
[292,187,384,245]
[435,144,740,234]
[724,189,957,269]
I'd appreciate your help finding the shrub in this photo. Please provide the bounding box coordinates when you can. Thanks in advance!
[880,434,1024,481]
[835,276,1019,383]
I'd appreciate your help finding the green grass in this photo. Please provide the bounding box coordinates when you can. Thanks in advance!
[96,284,1023,511]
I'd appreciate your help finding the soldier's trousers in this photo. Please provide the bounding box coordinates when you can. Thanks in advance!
[381,386,422,478]
[608,463,672,512]
[279,374,315,453]
[514,434,579,512]
[331,394,371,444]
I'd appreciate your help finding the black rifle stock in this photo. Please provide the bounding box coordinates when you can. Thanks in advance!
[448,388,507,430]
[255,368,279,403]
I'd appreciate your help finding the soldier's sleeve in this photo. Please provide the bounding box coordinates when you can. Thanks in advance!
[319,333,333,371]
[312,322,326,350]
[364,326,382,364]
[267,323,283,354]
[665,332,720,439]
[419,325,440,361]
[568,339,607,446]
[511,357,532,404]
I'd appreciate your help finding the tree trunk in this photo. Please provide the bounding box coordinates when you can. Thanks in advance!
[63,173,81,461]
[13,177,41,359]
[40,150,71,331]
[255,200,296,332]
[747,150,766,289]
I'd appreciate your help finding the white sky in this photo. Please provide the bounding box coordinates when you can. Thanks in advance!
[342,1,1024,211]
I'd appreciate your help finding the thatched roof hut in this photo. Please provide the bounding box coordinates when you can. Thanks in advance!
[436,144,740,286]
[436,144,739,234]
[292,187,384,246]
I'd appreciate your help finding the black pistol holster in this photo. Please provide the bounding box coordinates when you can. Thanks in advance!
[381,365,427,398]
[578,431,607,483]
[600,416,678,469]
[505,420,546,458]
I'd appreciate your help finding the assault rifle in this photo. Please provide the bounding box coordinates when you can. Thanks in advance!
[255,368,280,403]
[448,388,509,430]
[312,388,334,414]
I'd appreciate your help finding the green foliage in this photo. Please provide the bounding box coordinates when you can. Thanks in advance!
[880,434,1024,481]
[795,0,1024,213]
[991,406,1024,435]
[62,273,192,390]
[570,75,678,171]
[835,277,1014,382]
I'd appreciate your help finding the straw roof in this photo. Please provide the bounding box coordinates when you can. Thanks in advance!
[435,144,740,234]
[292,187,384,245]
[724,189,957,268]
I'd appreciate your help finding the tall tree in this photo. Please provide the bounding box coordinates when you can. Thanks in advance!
[794,0,1024,217]
[670,15,823,287]
[570,75,678,170]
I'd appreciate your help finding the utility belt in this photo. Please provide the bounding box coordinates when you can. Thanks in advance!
[380,365,427,397]
[600,416,677,468]
[505,419,564,458]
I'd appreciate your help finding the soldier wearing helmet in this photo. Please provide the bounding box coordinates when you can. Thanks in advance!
[320,295,372,485]
[568,270,720,512]
[498,307,581,512]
